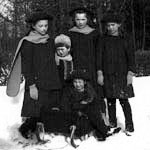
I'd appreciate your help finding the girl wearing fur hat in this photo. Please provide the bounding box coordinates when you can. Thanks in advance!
[97,12,135,135]
[68,7,106,115]
[6,10,61,142]
[68,7,98,89]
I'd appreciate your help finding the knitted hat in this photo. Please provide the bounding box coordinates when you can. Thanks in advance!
[26,10,53,24]
[68,70,90,81]
[55,34,71,48]
[101,12,122,24]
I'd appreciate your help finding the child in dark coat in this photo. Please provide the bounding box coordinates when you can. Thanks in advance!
[97,12,135,135]
[34,34,73,136]
[61,70,114,141]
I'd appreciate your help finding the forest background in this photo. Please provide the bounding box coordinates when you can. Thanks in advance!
[0,0,150,85]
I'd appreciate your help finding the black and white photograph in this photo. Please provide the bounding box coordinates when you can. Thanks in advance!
[0,0,150,150]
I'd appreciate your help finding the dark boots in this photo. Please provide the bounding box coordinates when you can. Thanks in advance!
[107,98,134,132]
[19,117,38,139]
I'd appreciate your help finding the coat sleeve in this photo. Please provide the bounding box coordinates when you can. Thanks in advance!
[125,36,136,73]
[60,87,72,113]
[96,36,104,72]
[20,40,36,87]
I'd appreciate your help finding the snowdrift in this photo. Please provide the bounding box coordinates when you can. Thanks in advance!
[0,77,150,150]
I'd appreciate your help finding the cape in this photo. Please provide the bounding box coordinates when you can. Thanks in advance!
[6,31,49,97]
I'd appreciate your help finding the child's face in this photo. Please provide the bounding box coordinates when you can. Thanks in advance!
[75,13,88,29]
[32,20,48,35]
[73,79,85,92]
[106,22,121,36]
[56,46,69,57]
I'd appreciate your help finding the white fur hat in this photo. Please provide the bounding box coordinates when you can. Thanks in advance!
[54,34,71,47]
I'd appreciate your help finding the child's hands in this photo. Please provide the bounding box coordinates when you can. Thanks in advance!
[80,101,88,104]
[29,84,38,100]
[77,111,83,117]
[70,125,76,131]
[97,70,104,85]
[127,71,134,85]
[80,98,92,104]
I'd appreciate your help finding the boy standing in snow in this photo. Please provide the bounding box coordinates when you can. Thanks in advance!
[97,12,135,135]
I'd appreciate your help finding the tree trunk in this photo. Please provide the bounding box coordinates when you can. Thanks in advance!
[142,1,145,51]
[131,0,136,50]
[96,0,103,34]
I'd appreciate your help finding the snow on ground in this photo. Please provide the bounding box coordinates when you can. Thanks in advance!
[0,77,150,150]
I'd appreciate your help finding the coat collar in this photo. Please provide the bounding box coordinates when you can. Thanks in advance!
[69,25,95,34]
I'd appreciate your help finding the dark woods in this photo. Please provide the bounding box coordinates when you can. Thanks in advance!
[0,0,150,85]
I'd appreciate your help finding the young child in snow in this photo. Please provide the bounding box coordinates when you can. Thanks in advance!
[54,34,73,87]
[97,12,135,135]
[61,70,116,141]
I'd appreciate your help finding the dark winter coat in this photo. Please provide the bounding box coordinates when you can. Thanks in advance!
[68,29,100,90]
[21,39,61,117]
[61,83,100,119]
[97,35,135,99]
[60,83,109,137]
[67,29,106,113]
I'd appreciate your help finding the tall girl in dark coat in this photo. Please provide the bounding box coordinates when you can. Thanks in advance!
[6,11,61,141]
[97,13,135,135]
[68,7,106,113]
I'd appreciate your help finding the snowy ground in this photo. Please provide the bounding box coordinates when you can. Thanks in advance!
[0,76,150,150]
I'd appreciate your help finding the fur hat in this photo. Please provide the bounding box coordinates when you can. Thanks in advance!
[69,7,94,18]
[68,70,90,81]
[55,34,71,48]
[101,12,122,24]
[26,10,53,24]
